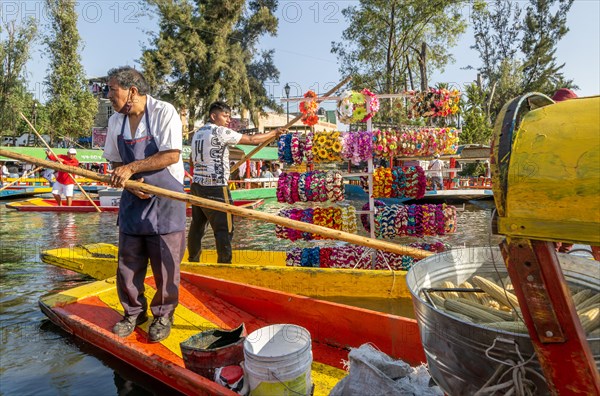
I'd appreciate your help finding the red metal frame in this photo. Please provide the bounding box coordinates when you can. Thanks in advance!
[500,239,600,394]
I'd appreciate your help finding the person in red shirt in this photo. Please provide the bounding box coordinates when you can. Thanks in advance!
[46,148,79,206]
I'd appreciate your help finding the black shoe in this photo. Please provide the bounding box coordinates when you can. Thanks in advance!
[148,316,173,343]
[113,312,148,337]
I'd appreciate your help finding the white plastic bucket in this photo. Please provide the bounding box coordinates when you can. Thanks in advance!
[243,324,312,396]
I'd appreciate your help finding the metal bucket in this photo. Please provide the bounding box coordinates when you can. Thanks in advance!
[406,247,600,395]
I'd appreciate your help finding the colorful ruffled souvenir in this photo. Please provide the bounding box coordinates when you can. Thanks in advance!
[341,130,373,165]
[336,89,380,125]
[299,90,319,126]
[285,241,450,270]
[361,202,457,237]
[407,88,461,119]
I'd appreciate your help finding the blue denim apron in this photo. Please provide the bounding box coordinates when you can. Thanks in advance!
[117,109,186,235]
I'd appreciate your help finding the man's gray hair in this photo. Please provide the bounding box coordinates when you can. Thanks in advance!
[107,66,149,95]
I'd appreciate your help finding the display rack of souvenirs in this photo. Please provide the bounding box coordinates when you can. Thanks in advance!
[276,88,460,270]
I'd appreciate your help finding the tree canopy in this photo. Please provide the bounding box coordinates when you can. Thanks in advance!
[141,0,280,132]
[44,0,98,141]
[0,19,37,137]
[469,0,574,127]
[331,0,468,98]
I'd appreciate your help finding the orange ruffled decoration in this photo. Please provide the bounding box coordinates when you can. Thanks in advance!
[300,90,319,126]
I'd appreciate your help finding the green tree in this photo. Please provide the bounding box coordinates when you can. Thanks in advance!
[521,0,574,93]
[44,0,97,142]
[331,0,468,121]
[460,81,493,145]
[470,0,524,126]
[141,0,280,132]
[0,19,37,137]
[470,0,575,126]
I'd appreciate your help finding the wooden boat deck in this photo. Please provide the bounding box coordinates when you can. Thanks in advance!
[41,243,413,299]
[40,272,425,395]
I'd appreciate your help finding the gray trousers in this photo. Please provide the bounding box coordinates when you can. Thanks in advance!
[116,231,186,318]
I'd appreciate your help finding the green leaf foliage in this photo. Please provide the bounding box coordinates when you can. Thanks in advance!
[44,0,98,142]
[331,0,467,121]
[141,0,280,132]
[470,0,575,128]
[521,0,575,93]
[460,82,492,145]
[0,19,37,137]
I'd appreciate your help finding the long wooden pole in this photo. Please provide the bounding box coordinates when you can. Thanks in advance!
[0,148,432,259]
[0,166,43,192]
[230,76,353,173]
[18,112,102,212]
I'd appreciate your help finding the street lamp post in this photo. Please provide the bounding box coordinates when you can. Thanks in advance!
[284,83,290,123]
[32,102,37,128]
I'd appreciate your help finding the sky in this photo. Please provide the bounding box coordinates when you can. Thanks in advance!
[3,0,599,114]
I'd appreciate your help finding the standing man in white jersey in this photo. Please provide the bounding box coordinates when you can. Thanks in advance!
[188,101,284,263]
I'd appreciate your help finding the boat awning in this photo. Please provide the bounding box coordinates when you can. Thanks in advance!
[234,144,279,161]
[0,147,107,163]
[181,144,279,161]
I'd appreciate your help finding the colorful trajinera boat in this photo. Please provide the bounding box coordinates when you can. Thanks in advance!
[41,243,413,299]
[7,198,264,214]
[39,272,425,395]
[0,186,53,200]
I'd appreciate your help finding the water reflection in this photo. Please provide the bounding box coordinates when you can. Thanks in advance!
[0,199,501,395]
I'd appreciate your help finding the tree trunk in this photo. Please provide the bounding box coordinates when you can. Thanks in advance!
[419,42,428,92]
[406,55,415,91]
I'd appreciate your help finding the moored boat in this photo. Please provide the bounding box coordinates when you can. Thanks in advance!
[38,272,425,396]
[0,186,53,200]
[7,197,264,214]
[41,243,412,299]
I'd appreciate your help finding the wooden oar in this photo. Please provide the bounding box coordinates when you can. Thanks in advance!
[230,76,353,173]
[18,112,102,212]
[0,148,432,259]
[0,166,43,192]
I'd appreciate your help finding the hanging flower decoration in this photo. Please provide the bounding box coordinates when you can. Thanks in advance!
[285,242,450,270]
[341,131,373,165]
[299,90,319,126]
[361,88,379,121]
[336,89,380,125]
[276,206,357,241]
[371,128,459,158]
[407,88,461,119]
[312,131,343,162]
[361,202,457,237]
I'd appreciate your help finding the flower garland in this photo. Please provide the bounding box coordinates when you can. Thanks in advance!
[304,130,314,163]
[299,90,319,126]
[372,167,393,198]
[361,200,385,233]
[276,171,345,203]
[290,132,304,165]
[285,242,450,270]
[372,128,459,158]
[361,88,380,121]
[312,131,342,163]
[276,206,357,241]
[341,131,373,165]
[336,89,380,125]
[407,88,461,119]
[277,134,294,164]
[361,202,457,237]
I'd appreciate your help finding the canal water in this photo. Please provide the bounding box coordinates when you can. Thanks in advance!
[0,197,502,395]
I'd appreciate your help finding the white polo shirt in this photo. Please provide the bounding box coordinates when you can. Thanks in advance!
[103,95,184,183]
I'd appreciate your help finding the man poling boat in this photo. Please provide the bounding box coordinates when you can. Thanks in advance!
[0,147,431,260]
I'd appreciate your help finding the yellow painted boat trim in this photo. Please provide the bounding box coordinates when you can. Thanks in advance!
[8,197,55,207]
[505,96,600,243]
[42,244,411,299]
[41,278,347,394]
